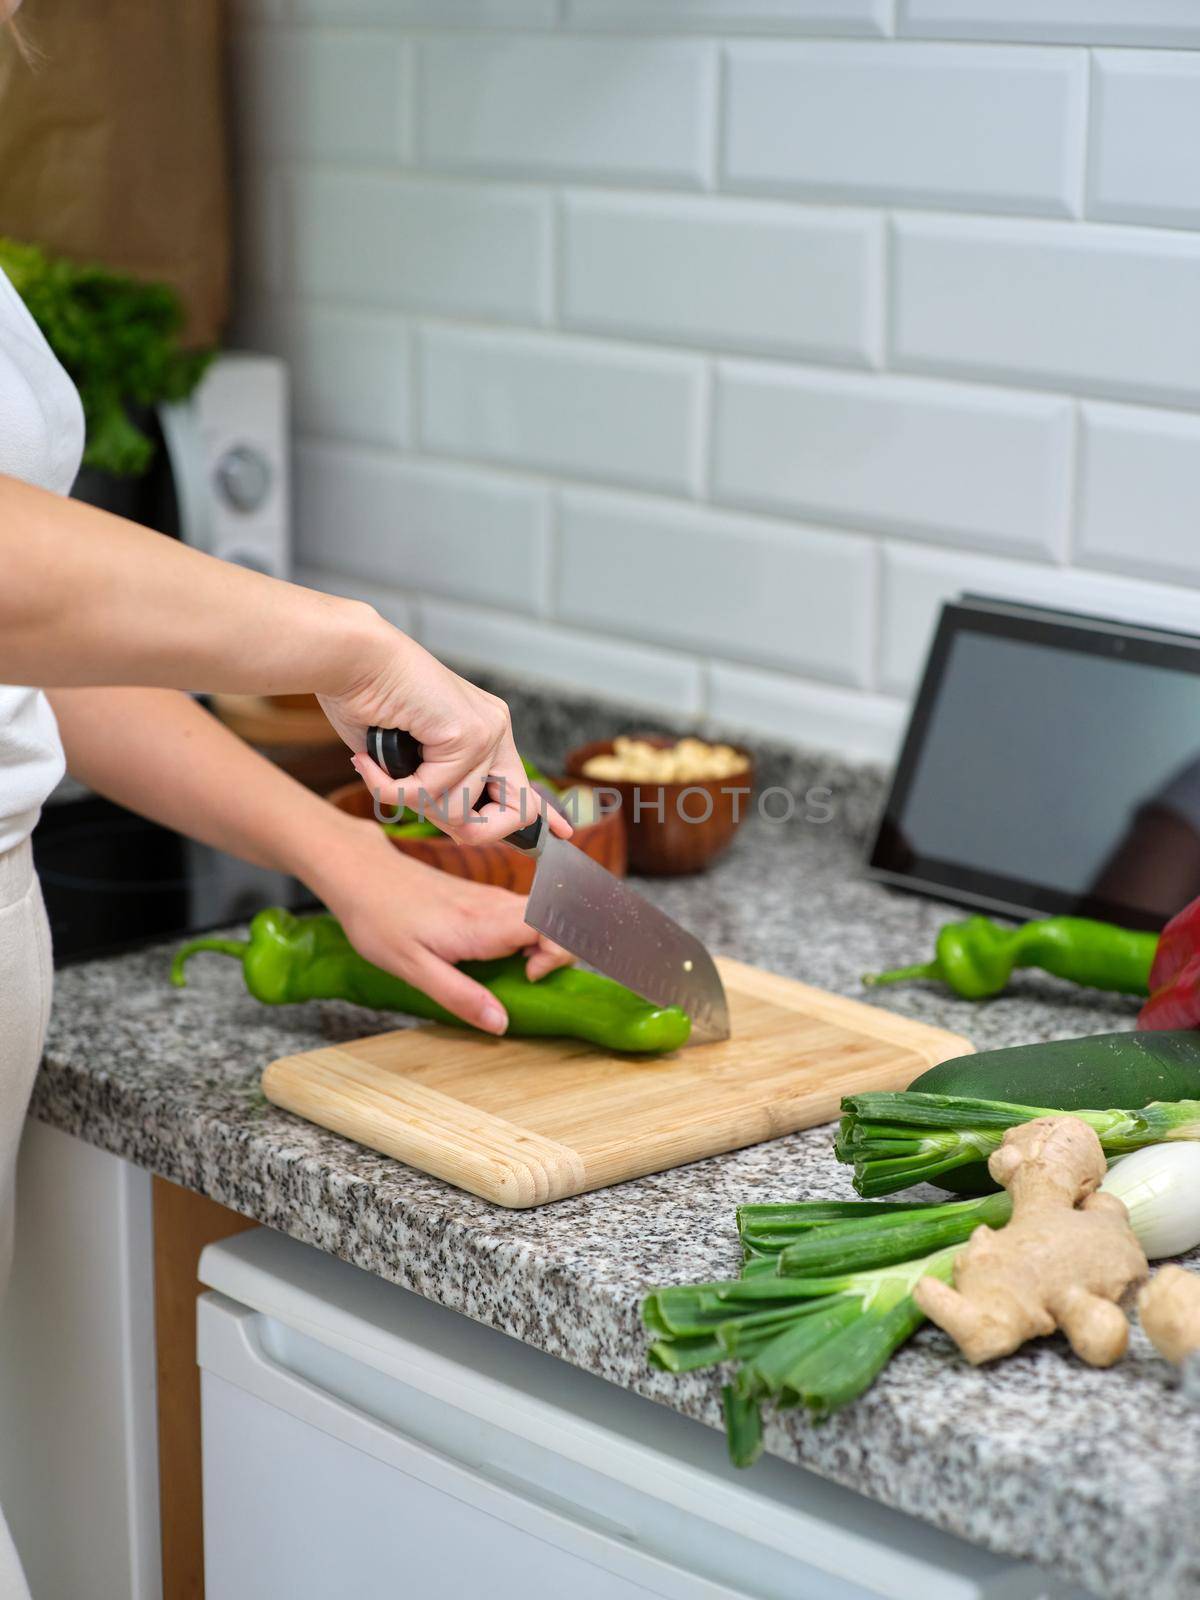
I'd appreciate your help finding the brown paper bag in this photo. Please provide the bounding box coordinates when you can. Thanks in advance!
[0,0,230,347]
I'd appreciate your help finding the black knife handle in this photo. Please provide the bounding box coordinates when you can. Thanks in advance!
[365,726,544,854]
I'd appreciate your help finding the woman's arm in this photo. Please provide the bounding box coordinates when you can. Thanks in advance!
[48,686,570,1030]
[1,474,569,846]
[0,474,367,696]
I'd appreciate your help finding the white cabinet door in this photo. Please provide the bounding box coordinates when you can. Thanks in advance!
[200,1231,1092,1600]
[0,1120,161,1600]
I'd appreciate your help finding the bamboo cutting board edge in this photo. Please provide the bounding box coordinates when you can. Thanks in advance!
[262,1048,586,1207]
[263,957,972,1207]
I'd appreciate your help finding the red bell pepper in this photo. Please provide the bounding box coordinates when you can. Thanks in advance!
[1139,894,1200,1029]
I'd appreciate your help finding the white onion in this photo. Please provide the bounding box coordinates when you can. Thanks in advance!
[1101,1144,1200,1260]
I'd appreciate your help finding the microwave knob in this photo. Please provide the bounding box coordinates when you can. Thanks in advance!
[215,444,272,513]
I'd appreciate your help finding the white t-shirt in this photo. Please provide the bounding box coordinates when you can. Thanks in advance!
[0,267,85,855]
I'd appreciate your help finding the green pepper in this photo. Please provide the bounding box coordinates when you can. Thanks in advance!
[862,914,1158,1002]
[520,757,557,795]
[381,819,442,839]
[171,907,691,1053]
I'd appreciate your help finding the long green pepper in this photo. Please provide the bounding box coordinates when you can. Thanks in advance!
[172,907,691,1054]
[864,914,1158,1001]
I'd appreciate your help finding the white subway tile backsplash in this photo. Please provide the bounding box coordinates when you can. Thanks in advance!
[713,362,1070,559]
[232,167,285,294]
[1090,53,1200,231]
[420,327,706,496]
[880,543,1200,698]
[418,38,716,187]
[288,173,551,324]
[1076,403,1200,587]
[245,303,410,448]
[723,42,1086,216]
[230,5,1200,766]
[565,0,891,34]
[234,29,408,163]
[558,490,876,686]
[295,445,550,613]
[293,1,557,19]
[420,599,706,716]
[898,0,1200,47]
[562,193,882,365]
[708,663,906,763]
[893,216,1200,410]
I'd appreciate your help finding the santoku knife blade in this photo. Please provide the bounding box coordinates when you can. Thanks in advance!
[365,725,730,1045]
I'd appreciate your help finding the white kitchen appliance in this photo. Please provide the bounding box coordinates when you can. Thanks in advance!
[159,350,291,578]
[198,1229,1095,1600]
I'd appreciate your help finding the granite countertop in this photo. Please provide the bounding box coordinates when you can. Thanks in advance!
[32,755,1200,1600]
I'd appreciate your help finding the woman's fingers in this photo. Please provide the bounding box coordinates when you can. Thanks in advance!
[472,741,574,846]
[543,802,574,841]
[352,747,574,847]
[408,950,509,1035]
[348,749,408,813]
[494,729,574,840]
[524,935,573,982]
[410,757,495,838]
[349,751,487,829]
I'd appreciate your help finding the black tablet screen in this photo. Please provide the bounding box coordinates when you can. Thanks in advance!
[869,602,1200,930]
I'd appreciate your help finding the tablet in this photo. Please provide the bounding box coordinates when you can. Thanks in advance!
[866,595,1200,931]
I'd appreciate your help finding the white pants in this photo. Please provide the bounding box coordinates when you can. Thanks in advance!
[0,840,53,1600]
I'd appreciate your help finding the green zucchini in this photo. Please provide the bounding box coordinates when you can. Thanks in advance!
[913,1029,1200,1107]
[910,1030,1200,1195]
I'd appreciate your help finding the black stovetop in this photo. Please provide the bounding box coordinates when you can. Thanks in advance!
[33,792,315,966]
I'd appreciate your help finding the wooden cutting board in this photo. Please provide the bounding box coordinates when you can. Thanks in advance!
[263,958,971,1208]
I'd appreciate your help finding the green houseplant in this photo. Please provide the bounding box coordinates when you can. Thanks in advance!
[0,237,212,478]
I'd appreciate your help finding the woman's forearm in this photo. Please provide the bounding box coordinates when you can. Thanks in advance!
[9,474,565,849]
[47,685,364,887]
[0,473,380,696]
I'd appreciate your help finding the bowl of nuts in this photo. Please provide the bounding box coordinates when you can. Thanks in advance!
[564,734,754,876]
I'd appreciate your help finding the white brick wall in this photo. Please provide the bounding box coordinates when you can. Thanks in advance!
[722,43,1086,216]
[232,4,1200,765]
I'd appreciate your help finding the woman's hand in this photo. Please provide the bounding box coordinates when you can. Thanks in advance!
[308,819,572,1033]
[319,623,572,848]
[50,687,571,1033]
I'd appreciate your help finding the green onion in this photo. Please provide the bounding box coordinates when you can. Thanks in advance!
[722,1386,763,1469]
[837,1091,1200,1197]
[773,1191,1011,1276]
[643,1244,959,1465]
[1099,1143,1200,1259]
[646,1134,1200,1469]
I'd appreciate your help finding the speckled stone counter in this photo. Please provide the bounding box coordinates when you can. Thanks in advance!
[30,750,1200,1600]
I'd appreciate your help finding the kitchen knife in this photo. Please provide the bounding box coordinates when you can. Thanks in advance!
[365,726,731,1044]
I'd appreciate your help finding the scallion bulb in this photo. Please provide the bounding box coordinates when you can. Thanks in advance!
[1101,1144,1200,1260]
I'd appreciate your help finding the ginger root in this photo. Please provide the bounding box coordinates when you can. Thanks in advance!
[1139,1265,1200,1367]
[914,1116,1148,1367]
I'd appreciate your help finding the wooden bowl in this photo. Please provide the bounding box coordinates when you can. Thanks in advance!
[326,778,627,893]
[564,737,754,876]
